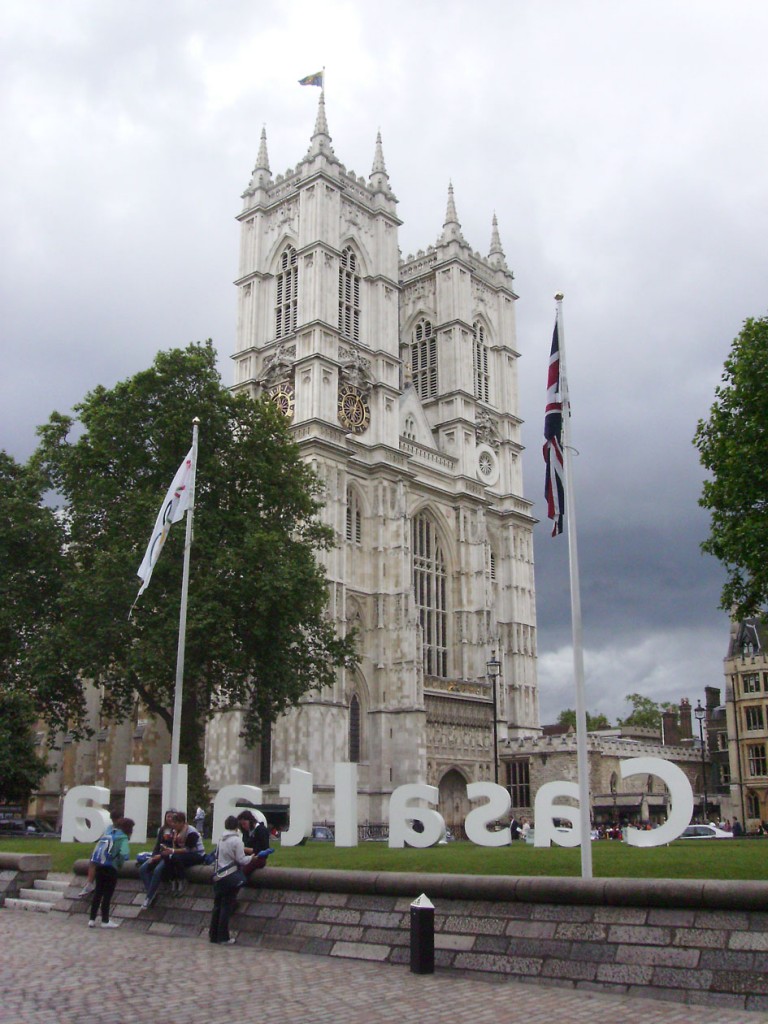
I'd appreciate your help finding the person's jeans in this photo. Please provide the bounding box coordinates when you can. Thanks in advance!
[209,871,244,943]
[140,857,169,900]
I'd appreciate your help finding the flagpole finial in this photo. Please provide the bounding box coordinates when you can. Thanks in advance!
[555,292,564,301]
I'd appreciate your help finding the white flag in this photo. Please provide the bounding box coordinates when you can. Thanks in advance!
[136,448,195,597]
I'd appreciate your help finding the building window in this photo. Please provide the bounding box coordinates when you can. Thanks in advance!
[349,694,361,762]
[745,706,765,731]
[275,246,298,339]
[506,759,530,807]
[404,415,416,441]
[411,319,437,401]
[719,761,731,786]
[473,321,489,403]
[346,488,362,544]
[259,722,272,784]
[748,744,767,777]
[747,791,761,818]
[489,550,497,582]
[412,513,448,678]
[339,247,361,341]
[743,672,761,694]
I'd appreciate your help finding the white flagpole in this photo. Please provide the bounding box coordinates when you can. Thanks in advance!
[556,294,593,880]
[169,417,199,813]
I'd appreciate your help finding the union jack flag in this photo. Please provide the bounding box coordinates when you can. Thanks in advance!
[543,322,565,536]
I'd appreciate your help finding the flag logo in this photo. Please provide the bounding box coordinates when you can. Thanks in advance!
[136,448,195,597]
[298,71,324,87]
[543,322,565,537]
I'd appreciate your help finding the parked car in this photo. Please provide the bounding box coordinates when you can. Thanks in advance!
[678,824,733,840]
[311,825,335,842]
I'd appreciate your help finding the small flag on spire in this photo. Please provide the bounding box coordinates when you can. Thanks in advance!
[543,322,565,537]
[299,71,324,87]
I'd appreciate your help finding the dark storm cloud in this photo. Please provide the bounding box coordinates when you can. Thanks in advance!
[1,0,765,722]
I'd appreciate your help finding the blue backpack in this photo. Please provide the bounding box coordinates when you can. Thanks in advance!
[90,828,115,867]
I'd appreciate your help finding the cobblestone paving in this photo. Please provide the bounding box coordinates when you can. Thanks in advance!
[2,910,767,1024]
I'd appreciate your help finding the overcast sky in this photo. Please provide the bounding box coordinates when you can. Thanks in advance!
[3,1,765,725]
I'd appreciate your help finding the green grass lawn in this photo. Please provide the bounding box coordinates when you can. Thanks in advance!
[3,836,767,880]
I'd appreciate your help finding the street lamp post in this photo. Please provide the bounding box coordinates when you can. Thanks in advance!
[694,700,708,823]
[487,651,502,786]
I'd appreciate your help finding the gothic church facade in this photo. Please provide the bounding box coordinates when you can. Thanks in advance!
[204,93,540,827]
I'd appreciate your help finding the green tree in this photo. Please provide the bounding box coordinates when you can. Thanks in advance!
[694,314,768,618]
[617,693,676,731]
[0,690,49,804]
[0,451,65,799]
[556,708,612,731]
[32,342,357,807]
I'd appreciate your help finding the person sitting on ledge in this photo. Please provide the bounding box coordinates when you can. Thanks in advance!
[138,809,177,907]
[236,809,273,877]
[140,810,204,909]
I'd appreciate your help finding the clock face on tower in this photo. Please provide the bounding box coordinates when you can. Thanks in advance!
[338,383,370,434]
[268,382,295,421]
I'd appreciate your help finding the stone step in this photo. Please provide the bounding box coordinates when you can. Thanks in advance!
[33,878,71,892]
[4,897,57,913]
[17,886,66,903]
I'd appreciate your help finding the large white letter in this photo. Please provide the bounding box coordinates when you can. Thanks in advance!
[464,782,512,847]
[279,769,313,846]
[334,762,358,847]
[60,786,111,843]
[211,785,263,843]
[620,756,694,847]
[161,763,188,817]
[388,784,445,848]
[533,781,581,847]
[123,765,149,843]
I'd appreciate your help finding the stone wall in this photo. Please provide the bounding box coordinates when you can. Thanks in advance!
[63,863,768,1012]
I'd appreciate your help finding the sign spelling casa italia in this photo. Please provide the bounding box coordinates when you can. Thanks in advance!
[61,756,694,850]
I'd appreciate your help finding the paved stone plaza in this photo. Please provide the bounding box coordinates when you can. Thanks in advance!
[2,910,767,1024]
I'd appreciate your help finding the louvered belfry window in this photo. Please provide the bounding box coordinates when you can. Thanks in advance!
[473,321,489,403]
[412,513,448,678]
[339,247,360,341]
[411,319,437,400]
[275,246,298,338]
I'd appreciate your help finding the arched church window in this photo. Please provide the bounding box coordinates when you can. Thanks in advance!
[412,513,448,677]
[339,247,361,342]
[473,321,489,403]
[404,415,416,441]
[275,246,298,339]
[411,319,437,401]
[346,488,362,544]
[349,694,361,763]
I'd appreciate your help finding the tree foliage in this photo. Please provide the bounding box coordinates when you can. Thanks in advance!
[617,693,676,731]
[556,708,612,731]
[0,451,66,797]
[32,342,358,795]
[694,314,768,618]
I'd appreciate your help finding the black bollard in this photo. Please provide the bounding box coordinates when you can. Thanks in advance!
[410,893,435,974]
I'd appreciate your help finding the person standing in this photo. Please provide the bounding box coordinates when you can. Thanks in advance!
[88,817,134,929]
[209,815,251,945]
[194,806,206,837]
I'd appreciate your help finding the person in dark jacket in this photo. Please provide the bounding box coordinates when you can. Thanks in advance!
[138,808,177,904]
[88,817,134,928]
[237,810,271,877]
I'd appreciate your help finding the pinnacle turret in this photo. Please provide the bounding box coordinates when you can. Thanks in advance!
[369,130,391,194]
[255,126,270,173]
[488,212,508,269]
[439,181,465,244]
[307,90,334,157]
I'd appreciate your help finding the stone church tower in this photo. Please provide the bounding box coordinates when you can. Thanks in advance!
[205,93,539,827]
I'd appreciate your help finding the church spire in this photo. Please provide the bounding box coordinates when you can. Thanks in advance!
[255,126,270,173]
[488,212,508,269]
[307,89,334,157]
[369,130,390,194]
[244,126,272,196]
[439,181,465,244]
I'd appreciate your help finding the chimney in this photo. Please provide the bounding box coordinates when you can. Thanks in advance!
[679,697,693,744]
[662,707,680,746]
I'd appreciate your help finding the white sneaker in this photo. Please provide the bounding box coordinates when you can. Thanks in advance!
[100,921,119,929]
[87,920,96,928]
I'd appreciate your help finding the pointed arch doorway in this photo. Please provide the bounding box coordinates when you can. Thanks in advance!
[438,769,470,833]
